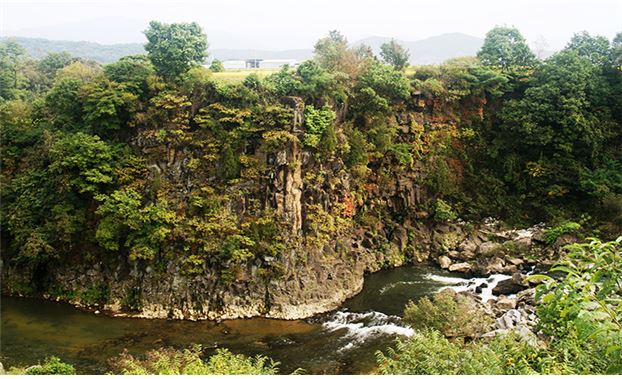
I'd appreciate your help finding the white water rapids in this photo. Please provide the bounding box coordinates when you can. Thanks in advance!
[321,271,512,350]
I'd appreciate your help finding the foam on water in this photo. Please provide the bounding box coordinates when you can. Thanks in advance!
[424,273,512,302]
[322,270,519,351]
[322,311,414,351]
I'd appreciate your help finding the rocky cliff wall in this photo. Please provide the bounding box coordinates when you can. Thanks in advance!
[1,97,563,320]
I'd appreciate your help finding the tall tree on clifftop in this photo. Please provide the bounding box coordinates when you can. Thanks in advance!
[477,26,536,69]
[380,39,410,70]
[144,21,207,79]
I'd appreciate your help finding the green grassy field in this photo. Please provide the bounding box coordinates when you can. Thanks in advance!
[210,66,418,83]
[211,68,281,82]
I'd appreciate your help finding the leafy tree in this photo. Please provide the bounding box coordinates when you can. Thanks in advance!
[104,55,155,96]
[264,65,300,97]
[493,49,616,209]
[0,39,27,99]
[4,171,63,263]
[313,30,364,76]
[44,77,84,129]
[144,21,208,79]
[380,39,410,70]
[477,26,536,69]
[82,79,138,134]
[95,188,175,261]
[565,31,611,66]
[295,60,335,103]
[48,132,116,194]
[55,60,102,82]
[209,59,224,72]
[352,60,411,115]
[303,104,335,148]
[37,52,74,79]
[314,30,350,71]
[242,73,261,91]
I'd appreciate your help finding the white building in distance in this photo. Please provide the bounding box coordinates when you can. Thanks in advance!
[206,59,300,70]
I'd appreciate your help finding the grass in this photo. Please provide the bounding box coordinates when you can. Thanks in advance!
[210,66,418,82]
[211,68,280,82]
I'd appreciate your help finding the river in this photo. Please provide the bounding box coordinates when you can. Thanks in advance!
[0,265,508,374]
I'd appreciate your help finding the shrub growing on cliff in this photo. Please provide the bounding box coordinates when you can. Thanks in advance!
[432,199,457,222]
[303,104,335,149]
[110,345,279,375]
[543,221,582,245]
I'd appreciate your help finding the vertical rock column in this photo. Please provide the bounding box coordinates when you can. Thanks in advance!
[273,97,304,234]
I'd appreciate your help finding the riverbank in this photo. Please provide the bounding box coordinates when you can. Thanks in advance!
[2,219,564,322]
[1,265,493,374]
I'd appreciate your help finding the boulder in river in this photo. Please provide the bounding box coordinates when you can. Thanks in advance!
[496,296,517,311]
[448,262,472,273]
[438,255,452,269]
[458,239,478,259]
[492,273,527,296]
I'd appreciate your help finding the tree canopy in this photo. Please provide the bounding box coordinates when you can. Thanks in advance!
[144,21,208,79]
[477,26,536,69]
[380,39,410,70]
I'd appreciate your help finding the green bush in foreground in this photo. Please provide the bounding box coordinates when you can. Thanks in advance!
[7,357,76,375]
[376,329,556,375]
[110,345,279,375]
[403,290,491,337]
[535,237,622,373]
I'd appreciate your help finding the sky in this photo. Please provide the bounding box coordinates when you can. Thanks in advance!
[1,0,621,50]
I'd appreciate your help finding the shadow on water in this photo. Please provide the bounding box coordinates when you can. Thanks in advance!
[1,265,466,374]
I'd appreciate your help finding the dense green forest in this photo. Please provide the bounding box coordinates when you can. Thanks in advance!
[1,20,621,374]
[2,23,621,268]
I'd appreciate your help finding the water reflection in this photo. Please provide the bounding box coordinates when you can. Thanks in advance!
[1,265,467,374]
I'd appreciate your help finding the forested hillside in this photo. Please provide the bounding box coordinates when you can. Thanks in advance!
[0,37,145,63]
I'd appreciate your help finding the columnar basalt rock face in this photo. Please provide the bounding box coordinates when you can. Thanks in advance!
[272,140,303,234]
[0,95,562,321]
[1,218,558,321]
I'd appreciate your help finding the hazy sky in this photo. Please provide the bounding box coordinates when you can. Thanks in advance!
[1,0,621,50]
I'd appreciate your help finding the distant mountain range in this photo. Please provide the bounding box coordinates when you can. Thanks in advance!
[2,33,485,65]
[3,37,144,63]
[354,33,484,65]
